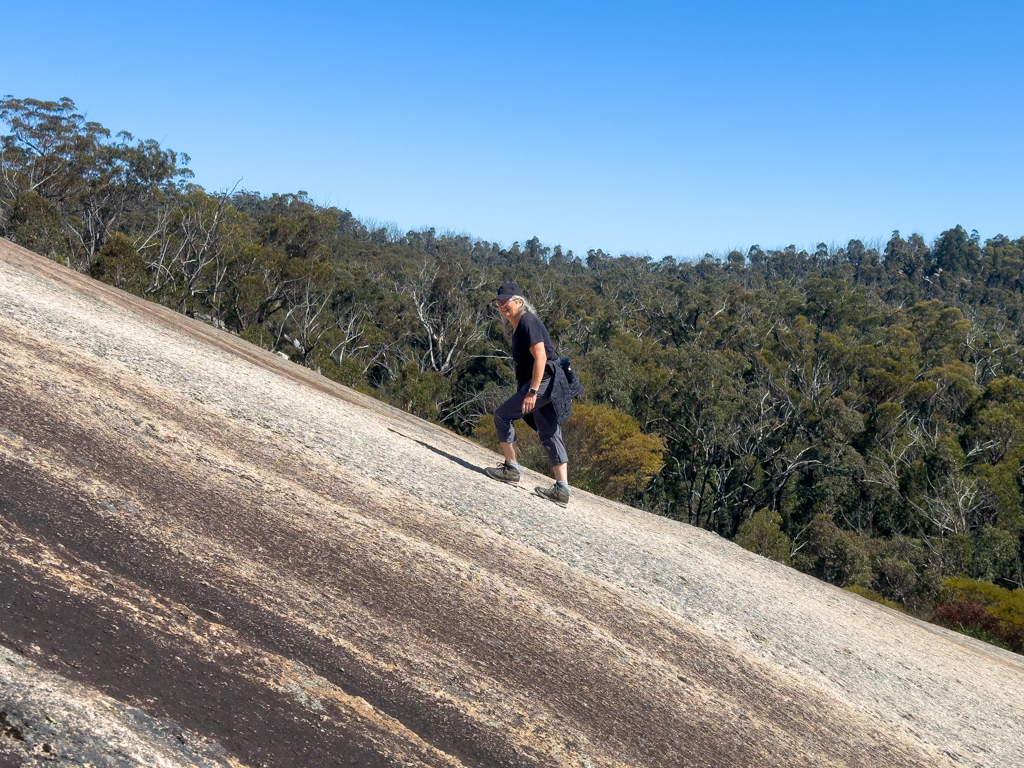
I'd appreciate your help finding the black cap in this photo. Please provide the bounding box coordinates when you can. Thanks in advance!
[496,281,521,299]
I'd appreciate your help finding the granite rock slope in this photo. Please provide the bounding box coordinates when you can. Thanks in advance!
[0,646,238,768]
[1,239,1022,768]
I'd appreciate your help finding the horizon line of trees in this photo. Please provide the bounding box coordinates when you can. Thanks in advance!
[4,95,1023,651]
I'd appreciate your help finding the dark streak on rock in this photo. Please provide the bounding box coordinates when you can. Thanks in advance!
[0,463,400,768]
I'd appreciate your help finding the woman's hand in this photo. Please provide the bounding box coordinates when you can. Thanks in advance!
[522,393,537,413]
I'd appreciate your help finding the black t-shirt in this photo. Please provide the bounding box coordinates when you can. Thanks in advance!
[512,313,557,386]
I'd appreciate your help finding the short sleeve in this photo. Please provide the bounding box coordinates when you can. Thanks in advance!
[520,314,542,346]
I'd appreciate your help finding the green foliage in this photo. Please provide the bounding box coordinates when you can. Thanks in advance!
[940,576,1007,607]
[472,402,664,502]
[3,191,70,262]
[560,403,665,499]
[388,363,450,422]
[0,96,191,270]
[971,526,1020,583]
[735,508,792,564]
[933,225,981,280]
[240,324,274,350]
[873,556,922,608]
[796,514,872,588]
[990,590,1024,646]
[89,232,147,295]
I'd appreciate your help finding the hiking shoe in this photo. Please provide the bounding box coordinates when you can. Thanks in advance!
[535,483,570,507]
[484,461,521,484]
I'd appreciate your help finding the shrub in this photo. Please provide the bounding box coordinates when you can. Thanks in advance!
[388,363,450,422]
[939,576,1005,607]
[311,344,368,389]
[3,191,72,263]
[735,508,792,565]
[937,577,1024,652]
[971,526,1020,583]
[937,533,974,579]
[240,324,274,350]
[874,557,920,606]
[89,232,148,295]
[473,401,664,502]
[988,589,1024,650]
[798,513,872,587]
[560,403,665,499]
[934,600,1009,648]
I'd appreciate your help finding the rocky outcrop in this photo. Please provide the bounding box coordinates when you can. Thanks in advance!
[1,238,1022,768]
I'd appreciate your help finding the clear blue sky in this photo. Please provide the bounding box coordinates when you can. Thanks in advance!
[4,1,1022,259]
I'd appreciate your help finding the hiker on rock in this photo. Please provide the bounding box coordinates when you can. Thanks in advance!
[484,281,574,506]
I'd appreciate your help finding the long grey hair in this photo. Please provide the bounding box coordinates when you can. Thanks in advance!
[499,294,538,333]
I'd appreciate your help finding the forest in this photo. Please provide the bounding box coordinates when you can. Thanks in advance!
[3,96,1023,652]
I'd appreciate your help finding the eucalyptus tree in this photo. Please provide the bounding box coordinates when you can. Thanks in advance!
[0,96,192,270]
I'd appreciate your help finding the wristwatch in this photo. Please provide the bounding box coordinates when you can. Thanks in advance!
[528,387,539,395]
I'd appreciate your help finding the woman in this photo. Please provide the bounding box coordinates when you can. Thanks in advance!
[484,281,573,506]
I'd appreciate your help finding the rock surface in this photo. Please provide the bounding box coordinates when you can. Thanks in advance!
[0,647,236,767]
[1,238,1022,768]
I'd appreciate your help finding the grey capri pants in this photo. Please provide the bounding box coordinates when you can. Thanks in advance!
[493,375,568,467]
